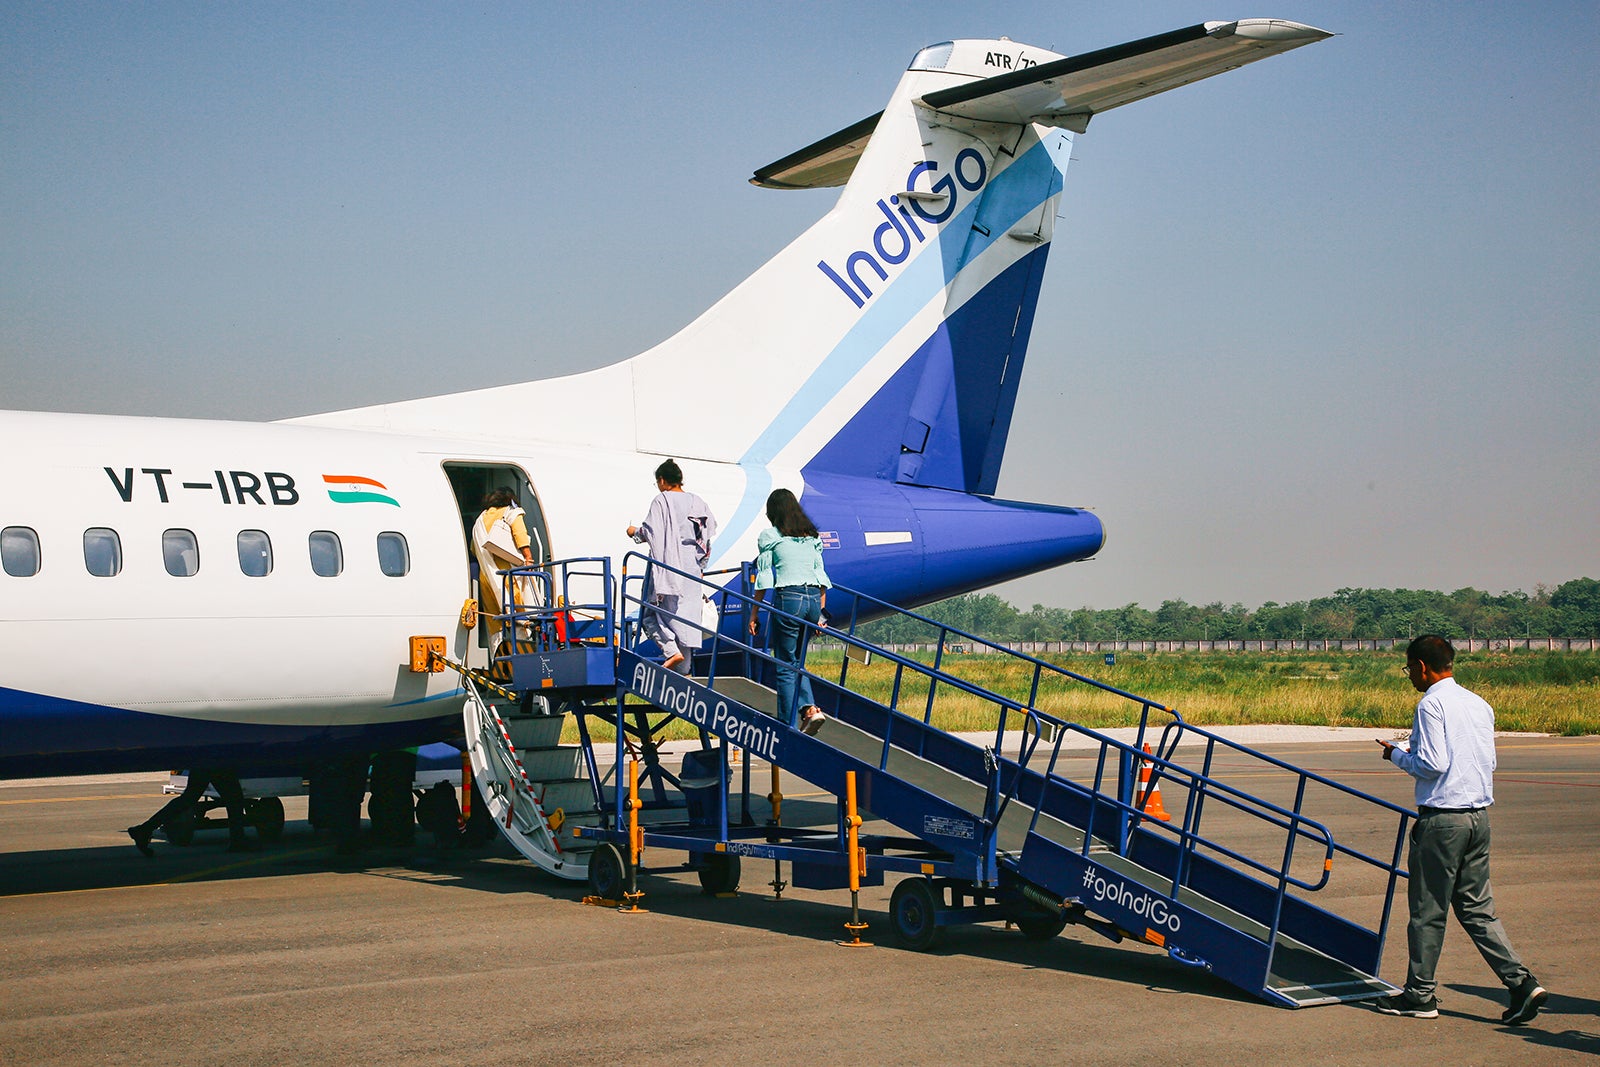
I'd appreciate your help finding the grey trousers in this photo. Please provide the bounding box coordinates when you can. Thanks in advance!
[1405,808,1532,998]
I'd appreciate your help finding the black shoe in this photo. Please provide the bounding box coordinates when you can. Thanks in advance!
[1502,978,1547,1025]
[1376,991,1438,1018]
[127,826,154,858]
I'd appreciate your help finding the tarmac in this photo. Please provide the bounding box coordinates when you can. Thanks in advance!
[1,730,1596,1065]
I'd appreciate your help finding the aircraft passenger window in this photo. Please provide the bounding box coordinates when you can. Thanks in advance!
[83,528,122,577]
[309,530,343,577]
[162,529,200,577]
[376,532,409,577]
[2,526,41,577]
[237,530,273,577]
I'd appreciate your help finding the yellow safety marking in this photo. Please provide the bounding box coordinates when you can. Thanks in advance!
[1145,928,1166,948]
[163,846,328,883]
[430,652,518,701]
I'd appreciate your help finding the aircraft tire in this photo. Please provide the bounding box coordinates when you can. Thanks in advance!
[246,797,286,843]
[162,811,197,847]
[458,779,496,848]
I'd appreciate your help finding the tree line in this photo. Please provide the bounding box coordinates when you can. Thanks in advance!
[854,578,1600,645]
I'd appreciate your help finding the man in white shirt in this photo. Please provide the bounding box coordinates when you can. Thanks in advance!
[1374,635,1546,1024]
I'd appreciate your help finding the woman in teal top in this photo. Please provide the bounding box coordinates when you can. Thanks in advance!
[748,488,831,733]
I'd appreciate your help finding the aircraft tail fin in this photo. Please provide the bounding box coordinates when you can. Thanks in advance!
[291,23,1330,503]
[634,23,1330,497]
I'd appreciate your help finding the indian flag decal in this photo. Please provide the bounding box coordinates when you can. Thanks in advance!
[323,474,399,507]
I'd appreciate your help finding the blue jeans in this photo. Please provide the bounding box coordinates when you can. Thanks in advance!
[770,586,822,728]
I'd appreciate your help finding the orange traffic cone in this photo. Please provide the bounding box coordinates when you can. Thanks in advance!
[1135,743,1172,822]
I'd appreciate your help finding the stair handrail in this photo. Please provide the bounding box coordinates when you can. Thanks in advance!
[495,556,617,653]
[822,578,1415,881]
[614,555,1410,924]
[1028,722,1341,892]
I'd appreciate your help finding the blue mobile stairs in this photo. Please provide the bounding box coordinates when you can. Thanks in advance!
[461,554,1415,1008]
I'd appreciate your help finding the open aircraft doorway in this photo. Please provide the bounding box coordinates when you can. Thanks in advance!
[444,462,552,660]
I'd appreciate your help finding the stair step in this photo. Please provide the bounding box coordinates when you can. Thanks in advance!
[537,779,597,812]
[503,714,566,750]
[518,745,585,780]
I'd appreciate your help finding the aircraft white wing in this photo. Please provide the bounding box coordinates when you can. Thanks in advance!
[920,20,1332,132]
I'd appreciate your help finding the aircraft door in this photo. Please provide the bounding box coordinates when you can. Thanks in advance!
[443,463,552,661]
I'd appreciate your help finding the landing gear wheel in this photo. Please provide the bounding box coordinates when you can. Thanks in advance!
[1014,910,1068,941]
[458,779,496,848]
[890,877,943,951]
[246,797,286,843]
[162,810,196,847]
[587,842,630,900]
[697,853,741,895]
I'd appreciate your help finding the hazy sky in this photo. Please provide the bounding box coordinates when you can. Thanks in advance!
[4,2,1596,611]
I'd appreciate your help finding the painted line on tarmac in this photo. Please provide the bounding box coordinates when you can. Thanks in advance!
[161,845,329,883]
[9,845,335,898]
[1497,775,1600,788]
[0,793,164,805]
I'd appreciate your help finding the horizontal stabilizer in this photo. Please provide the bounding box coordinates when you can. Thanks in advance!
[750,111,883,190]
[920,20,1331,131]
[750,19,1329,189]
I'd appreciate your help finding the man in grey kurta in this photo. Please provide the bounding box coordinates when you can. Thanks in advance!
[626,459,717,673]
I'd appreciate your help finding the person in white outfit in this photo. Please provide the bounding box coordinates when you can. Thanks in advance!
[627,459,716,673]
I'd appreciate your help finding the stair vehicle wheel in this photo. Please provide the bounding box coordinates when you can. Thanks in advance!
[162,810,197,847]
[246,797,286,842]
[697,853,741,895]
[1014,909,1068,941]
[587,842,630,900]
[890,877,943,951]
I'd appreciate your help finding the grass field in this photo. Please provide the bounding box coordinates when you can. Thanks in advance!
[570,649,1598,743]
[813,648,1600,737]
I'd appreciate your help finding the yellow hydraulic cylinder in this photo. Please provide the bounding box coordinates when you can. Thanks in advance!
[840,770,870,947]
[768,764,786,898]
[621,757,645,912]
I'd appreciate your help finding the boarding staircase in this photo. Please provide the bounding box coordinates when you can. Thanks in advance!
[464,555,1415,1008]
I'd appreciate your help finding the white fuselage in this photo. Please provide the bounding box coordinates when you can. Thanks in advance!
[0,409,786,771]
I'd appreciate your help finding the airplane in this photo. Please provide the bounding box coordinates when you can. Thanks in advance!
[0,22,1331,816]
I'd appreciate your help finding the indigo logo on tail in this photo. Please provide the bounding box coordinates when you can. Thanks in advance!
[817,148,989,308]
